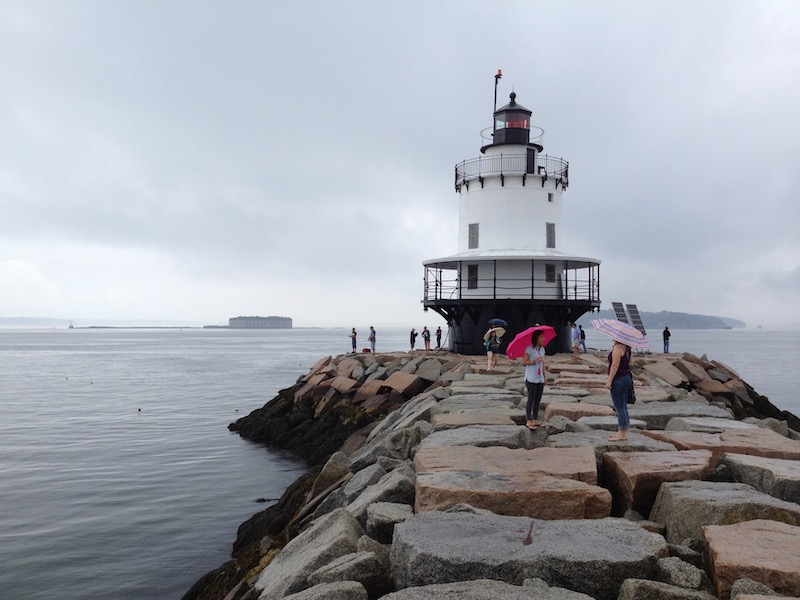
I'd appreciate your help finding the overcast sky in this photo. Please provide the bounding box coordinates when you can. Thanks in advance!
[2,1,798,329]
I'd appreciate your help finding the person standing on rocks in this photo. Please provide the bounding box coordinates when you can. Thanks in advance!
[605,340,633,442]
[484,328,501,370]
[521,330,547,429]
[410,328,418,351]
[422,326,431,352]
[368,326,376,353]
[663,326,671,353]
[571,323,581,354]
[579,325,587,353]
[350,328,357,353]
[435,326,442,348]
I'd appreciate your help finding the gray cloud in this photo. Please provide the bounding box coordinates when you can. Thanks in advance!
[1,1,798,328]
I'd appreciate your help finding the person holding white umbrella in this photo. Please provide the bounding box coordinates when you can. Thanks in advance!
[483,326,504,370]
[592,319,649,442]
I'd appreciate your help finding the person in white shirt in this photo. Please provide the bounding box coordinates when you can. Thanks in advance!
[521,330,547,429]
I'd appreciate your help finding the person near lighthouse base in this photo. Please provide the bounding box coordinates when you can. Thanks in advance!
[484,329,502,370]
[571,323,581,354]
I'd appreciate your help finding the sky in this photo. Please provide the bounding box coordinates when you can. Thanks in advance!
[2,1,799,329]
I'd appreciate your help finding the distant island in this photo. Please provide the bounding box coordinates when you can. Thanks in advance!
[0,316,292,329]
[577,310,745,330]
[204,316,293,329]
[0,311,740,330]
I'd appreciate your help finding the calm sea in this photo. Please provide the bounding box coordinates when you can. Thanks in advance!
[0,326,797,600]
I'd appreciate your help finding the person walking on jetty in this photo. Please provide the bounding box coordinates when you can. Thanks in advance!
[350,328,357,353]
[435,326,442,348]
[409,328,418,351]
[663,326,671,353]
[368,326,376,353]
[421,326,431,352]
[579,325,587,353]
[606,340,633,442]
[522,330,547,429]
[484,327,502,370]
[571,323,581,355]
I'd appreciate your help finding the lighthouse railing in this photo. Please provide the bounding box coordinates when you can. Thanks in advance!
[423,263,599,303]
[480,126,544,147]
[455,154,569,189]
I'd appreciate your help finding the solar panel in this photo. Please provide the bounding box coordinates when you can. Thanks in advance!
[611,302,629,324]
[626,304,647,335]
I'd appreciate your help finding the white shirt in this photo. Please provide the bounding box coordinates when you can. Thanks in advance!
[524,345,545,383]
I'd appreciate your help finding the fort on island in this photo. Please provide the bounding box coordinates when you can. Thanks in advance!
[228,316,292,329]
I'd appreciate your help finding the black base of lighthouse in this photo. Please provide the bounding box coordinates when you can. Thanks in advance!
[427,299,599,355]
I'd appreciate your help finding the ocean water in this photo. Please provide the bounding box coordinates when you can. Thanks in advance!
[0,327,415,600]
[581,327,800,416]
[0,326,797,600]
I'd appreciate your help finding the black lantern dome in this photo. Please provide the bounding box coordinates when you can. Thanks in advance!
[494,91,531,145]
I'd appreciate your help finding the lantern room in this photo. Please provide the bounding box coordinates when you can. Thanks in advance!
[491,92,533,146]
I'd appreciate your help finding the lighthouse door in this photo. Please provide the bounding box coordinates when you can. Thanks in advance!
[526,148,536,174]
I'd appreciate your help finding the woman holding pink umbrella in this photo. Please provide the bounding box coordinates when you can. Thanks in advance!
[591,318,649,442]
[521,330,547,429]
[605,340,632,442]
[506,325,556,430]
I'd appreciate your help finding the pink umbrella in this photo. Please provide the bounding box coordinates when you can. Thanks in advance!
[506,326,557,359]
[591,319,650,349]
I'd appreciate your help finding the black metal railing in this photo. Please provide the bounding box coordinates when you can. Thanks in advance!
[423,264,599,303]
[455,153,569,189]
[480,126,545,147]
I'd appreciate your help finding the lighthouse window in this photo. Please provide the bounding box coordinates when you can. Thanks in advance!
[547,193,554,203]
[467,264,479,289]
[546,223,556,248]
[545,264,556,283]
[468,223,479,249]
[501,113,529,129]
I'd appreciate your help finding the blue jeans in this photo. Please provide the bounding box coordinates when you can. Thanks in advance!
[664,341,669,353]
[610,374,632,431]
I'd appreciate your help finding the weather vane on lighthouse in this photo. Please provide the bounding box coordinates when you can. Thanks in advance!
[422,71,602,354]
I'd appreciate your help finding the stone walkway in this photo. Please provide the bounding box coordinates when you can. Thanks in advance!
[251,350,800,600]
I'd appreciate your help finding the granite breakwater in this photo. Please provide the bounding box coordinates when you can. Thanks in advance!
[182,349,800,600]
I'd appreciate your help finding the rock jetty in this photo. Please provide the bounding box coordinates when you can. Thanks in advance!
[182,350,800,600]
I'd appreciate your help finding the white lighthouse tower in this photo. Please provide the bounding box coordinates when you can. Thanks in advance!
[422,72,601,354]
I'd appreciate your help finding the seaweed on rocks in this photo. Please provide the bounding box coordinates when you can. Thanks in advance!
[181,468,321,600]
[228,377,398,466]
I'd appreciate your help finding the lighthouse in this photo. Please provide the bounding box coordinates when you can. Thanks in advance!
[422,72,601,354]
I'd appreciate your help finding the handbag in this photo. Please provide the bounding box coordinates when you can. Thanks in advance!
[625,349,636,404]
[627,381,636,404]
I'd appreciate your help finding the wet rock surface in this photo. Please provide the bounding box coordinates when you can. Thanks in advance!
[183,350,800,600]
[391,512,668,600]
[703,519,800,599]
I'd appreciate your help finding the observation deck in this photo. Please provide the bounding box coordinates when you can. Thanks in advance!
[455,151,569,192]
